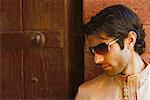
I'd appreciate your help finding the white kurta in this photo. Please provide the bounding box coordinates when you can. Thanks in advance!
[75,64,150,100]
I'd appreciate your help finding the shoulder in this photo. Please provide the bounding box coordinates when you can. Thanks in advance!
[75,74,116,100]
[79,73,114,92]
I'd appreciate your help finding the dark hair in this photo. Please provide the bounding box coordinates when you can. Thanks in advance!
[84,4,146,55]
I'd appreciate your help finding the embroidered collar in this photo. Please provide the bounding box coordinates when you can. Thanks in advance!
[114,64,150,89]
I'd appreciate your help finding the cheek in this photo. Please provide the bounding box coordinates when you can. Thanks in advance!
[105,43,131,67]
[104,54,119,67]
[120,49,131,63]
[114,49,131,69]
[106,49,130,67]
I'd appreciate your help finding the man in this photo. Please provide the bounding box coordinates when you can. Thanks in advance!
[75,4,150,100]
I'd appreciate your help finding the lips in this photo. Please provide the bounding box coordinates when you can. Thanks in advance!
[101,64,108,68]
[101,65,109,70]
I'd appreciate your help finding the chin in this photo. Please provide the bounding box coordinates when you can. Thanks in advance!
[105,71,119,76]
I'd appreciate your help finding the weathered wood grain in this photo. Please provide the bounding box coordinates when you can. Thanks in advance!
[0,0,24,99]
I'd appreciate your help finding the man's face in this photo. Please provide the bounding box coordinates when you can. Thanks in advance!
[87,33,131,76]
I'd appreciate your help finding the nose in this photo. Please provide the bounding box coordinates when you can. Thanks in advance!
[94,53,104,64]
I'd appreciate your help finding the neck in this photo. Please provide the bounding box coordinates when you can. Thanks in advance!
[121,51,146,76]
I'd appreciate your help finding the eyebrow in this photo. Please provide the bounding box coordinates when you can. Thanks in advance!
[97,37,109,40]
[89,40,106,47]
[95,34,111,40]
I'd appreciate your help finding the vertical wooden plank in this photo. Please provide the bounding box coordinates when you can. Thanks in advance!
[23,0,65,30]
[0,0,22,31]
[23,0,68,99]
[0,50,23,99]
[23,49,67,99]
[0,0,24,99]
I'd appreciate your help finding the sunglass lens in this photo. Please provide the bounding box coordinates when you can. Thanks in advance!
[94,43,108,55]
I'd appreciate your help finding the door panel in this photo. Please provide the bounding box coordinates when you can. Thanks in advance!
[23,0,65,30]
[0,50,24,99]
[24,49,67,99]
[0,0,24,99]
[22,0,67,99]
[0,0,22,31]
[0,0,84,99]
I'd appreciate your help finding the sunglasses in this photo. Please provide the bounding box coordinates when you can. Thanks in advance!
[89,37,120,55]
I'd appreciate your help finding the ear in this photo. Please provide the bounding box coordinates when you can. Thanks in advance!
[124,31,137,48]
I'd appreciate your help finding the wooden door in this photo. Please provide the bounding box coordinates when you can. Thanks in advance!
[0,0,84,99]
[83,0,150,81]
